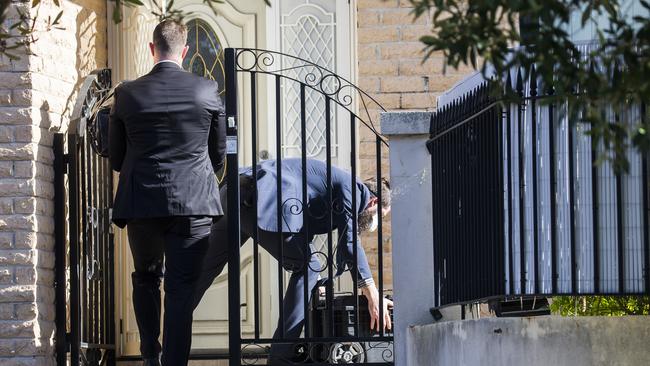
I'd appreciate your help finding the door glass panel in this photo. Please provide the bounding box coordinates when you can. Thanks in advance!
[280,0,338,159]
[183,19,226,100]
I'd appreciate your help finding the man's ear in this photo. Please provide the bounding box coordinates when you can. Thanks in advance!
[366,196,378,210]
[149,42,155,58]
[180,45,189,61]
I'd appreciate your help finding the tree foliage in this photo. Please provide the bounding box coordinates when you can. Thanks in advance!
[410,0,650,172]
[551,295,650,315]
[0,0,268,60]
[0,0,64,60]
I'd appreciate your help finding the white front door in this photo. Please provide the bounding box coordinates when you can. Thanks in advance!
[108,0,274,355]
[107,0,357,357]
[269,0,357,292]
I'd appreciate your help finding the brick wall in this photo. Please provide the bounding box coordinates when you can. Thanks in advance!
[356,0,475,290]
[0,0,106,364]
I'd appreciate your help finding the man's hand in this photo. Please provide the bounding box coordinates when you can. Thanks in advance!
[361,283,393,332]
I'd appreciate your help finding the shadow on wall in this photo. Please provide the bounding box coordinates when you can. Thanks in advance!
[60,1,107,134]
[36,0,107,358]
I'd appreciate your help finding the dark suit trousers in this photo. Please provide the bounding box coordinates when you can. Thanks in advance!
[194,183,320,365]
[127,216,212,365]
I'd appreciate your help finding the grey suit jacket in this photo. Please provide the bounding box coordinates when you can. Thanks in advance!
[241,158,373,281]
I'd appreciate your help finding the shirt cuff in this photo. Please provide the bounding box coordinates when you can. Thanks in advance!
[357,277,375,289]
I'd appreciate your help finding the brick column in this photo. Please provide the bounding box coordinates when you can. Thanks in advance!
[0,0,106,364]
[355,0,474,291]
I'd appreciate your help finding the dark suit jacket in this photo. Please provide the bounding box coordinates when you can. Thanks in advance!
[240,158,373,281]
[109,62,226,228]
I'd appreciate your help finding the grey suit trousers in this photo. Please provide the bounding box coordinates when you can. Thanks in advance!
[194,180,320,364]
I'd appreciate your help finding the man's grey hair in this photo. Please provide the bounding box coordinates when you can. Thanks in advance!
[152,19,187,57]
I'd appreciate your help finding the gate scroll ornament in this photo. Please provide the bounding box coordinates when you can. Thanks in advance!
[234,48,387,145]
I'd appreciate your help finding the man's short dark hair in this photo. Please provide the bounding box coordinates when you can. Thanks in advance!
[152,19,187,57]
[364,177,391,208]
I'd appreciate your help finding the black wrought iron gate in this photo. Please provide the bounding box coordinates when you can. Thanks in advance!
[224,48,393,365]
[55,49,392,366]
[55,69,116,366]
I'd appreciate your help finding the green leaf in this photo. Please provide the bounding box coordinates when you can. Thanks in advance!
[420,35,437,46]
[53,10,63,25]
[123,0,144,6]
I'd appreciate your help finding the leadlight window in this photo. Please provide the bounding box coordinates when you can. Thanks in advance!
[183,19,226,99]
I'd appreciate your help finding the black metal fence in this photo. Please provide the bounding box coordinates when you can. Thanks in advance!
[428,68,650,308]
[55,69,116,365]
[224,48,393,365]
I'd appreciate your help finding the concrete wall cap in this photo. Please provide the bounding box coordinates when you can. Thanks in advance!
[380,111,432,136]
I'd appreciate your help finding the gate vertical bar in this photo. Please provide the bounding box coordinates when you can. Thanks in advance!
[497,101,506,295]
[324,96,335,335]
[68,135,80,365]
[54,134,67,366]
[548,92,558,294]
[274,75,285,338]
[108,157,116,364]
[530,69,540,294]
[516,70,526,294]
[592,124,600,293]
[642,103,650,294]
[350,112,360,337]
[568,103,577,293]
[80,134,89,346]
[616,161,625,293]
[505,78,514,294]
[376,136,384,334]
[299,83,310,338]
[225,48,242,366]
[250,71,260,339]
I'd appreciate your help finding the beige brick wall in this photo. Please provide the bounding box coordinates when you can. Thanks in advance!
[356,0,475,291]
[0,0,106,363]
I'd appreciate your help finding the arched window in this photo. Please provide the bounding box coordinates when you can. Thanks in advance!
[183,19,226,99]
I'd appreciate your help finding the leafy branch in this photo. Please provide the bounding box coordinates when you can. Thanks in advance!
[1,0,271,61]
[411,0,650,172]
[1,0,64,60]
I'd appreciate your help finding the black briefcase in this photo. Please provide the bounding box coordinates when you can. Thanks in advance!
[294,292,394,364]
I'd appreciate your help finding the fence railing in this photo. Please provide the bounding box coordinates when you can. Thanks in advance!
[427,67,650,308]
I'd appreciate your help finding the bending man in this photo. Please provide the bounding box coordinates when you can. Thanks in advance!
[194,158,392,363]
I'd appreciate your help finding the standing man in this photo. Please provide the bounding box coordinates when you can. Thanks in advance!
[194,158,392,364]
[109,20,226,366]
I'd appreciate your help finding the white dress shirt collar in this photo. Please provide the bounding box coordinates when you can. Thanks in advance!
[153,59,182,68]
